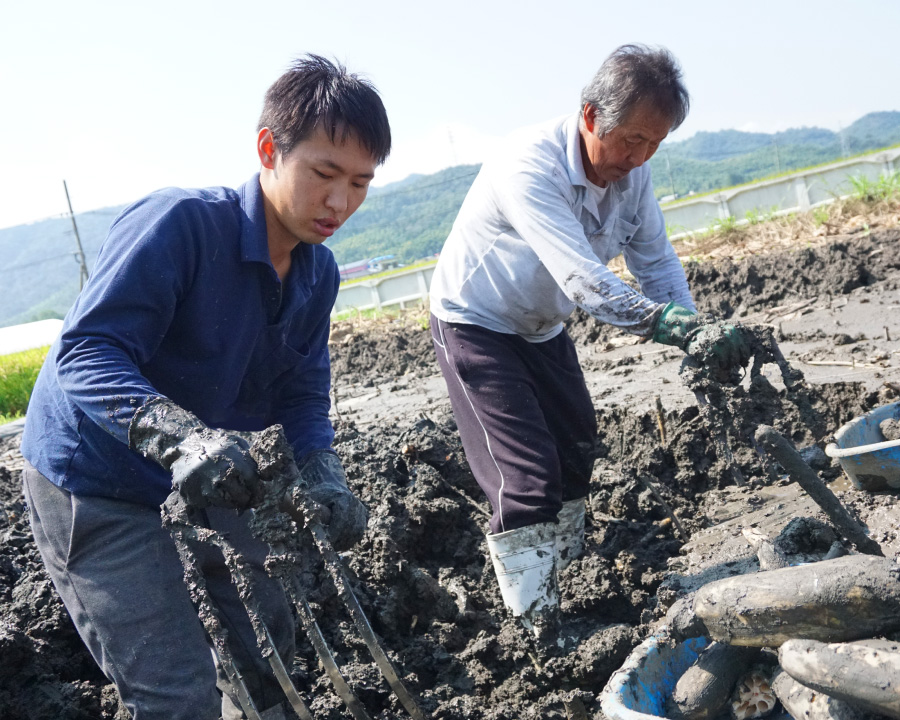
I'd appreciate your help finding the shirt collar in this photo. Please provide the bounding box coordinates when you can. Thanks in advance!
[564,114,590,190]
[238,174,271,265]
[238,173,321,297]
[562,113,635,194]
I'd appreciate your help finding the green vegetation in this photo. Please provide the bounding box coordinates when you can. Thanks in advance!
[748,206,780,225]
[847,170,900,202]
[653,111,900,202]
[328,165,479,266]
[812,206,831,226]
[659,142,900,207]
[0,346,48,423]
[331,304,430,327]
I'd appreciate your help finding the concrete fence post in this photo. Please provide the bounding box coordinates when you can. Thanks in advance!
[793,177,811,213]
[416,269,429,298]
[715,193,731,220]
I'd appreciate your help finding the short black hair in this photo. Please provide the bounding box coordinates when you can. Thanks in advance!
[581,44,690,136]
[258,54,392,165]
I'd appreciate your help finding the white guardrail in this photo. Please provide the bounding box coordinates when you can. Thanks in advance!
[332,148,900,316]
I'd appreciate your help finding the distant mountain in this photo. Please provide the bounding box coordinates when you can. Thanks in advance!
[0,207,121,327]
[326,164,480,266]
[1,111,898,328]
[649,111,900,197]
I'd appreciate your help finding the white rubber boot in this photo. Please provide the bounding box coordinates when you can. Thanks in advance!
[486,522,558,636]
[556,498,586,571]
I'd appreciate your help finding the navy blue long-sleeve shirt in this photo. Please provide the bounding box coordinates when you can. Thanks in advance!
[21,174,339,507]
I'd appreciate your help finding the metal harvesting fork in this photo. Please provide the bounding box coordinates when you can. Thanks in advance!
[162,425,427,720]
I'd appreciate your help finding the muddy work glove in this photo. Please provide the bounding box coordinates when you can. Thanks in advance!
[129,397,264,510]
[297,450,367,551]
[653,302,751,379]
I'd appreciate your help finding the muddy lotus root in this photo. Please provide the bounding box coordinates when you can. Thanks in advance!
[692,554,900,646]
[772,668,871,720]
[778,638,900,719]
[665,594,708,640]
[730,665,776,720]
[667,641,761,720]
[880,417,900,441]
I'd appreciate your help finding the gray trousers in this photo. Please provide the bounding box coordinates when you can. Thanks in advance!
[23,462,294,720]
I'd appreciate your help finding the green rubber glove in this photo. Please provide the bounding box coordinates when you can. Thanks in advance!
[652,303,701,349]
[653,302,751,377]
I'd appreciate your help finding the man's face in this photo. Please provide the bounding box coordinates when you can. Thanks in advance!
[579,102,671,187]
[259,124,378,246]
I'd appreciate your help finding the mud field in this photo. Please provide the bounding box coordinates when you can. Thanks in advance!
[3,228,900,719]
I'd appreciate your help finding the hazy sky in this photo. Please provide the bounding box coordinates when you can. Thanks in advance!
[2,0,898,230]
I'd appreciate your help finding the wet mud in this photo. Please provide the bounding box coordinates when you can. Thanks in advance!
[2,232,900,718]
[330,228,900,388]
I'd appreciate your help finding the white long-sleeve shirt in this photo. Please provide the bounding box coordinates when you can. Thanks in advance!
[429,113,695,342]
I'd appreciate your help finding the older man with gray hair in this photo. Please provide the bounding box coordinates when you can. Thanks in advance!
[429,44,747,639]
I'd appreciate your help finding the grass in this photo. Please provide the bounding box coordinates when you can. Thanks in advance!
[332,306,407,323]
[847,170,900,203]
[664,172,900,264]
[0,346,49,424]
[332,303,430,327]
[330,305,430,335]
[339,258,438,288]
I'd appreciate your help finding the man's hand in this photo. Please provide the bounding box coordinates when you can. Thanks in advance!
[129,398,264,509]
[653,302,751,379]
[298,450,368,551]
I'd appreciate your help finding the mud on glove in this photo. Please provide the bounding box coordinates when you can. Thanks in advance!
[128,397,264,510]
[298,450,368,551]
[653,302,751,379]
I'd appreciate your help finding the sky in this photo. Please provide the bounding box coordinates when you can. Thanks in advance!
[2,0,899,230]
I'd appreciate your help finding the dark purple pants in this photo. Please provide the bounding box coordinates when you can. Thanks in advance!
[431,314,597,534]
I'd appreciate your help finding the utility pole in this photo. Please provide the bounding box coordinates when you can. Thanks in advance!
[664,148,676,198]
[63,180,89,290]
[838,122,849,158]
[772,138,782,174]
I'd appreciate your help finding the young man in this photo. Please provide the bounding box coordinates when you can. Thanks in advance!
[429,44,748,638]
[20,55,391,719]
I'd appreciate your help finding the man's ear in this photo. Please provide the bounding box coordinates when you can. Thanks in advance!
[257,128,277,169]
[581,104,597,135]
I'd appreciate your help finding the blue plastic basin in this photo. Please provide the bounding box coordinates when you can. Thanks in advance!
[599,632,709,720]
[825,400,900,492]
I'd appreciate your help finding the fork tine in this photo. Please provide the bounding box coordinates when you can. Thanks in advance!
[262,623,316,720]
[290,586,374,720]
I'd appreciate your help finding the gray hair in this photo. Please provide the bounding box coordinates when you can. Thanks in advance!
[580,44,689,136]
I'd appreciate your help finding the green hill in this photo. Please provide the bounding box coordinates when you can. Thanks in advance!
[326,164,480,266]
[0,207,121,327]
[649,111,900,197]
[1,111,898,328]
